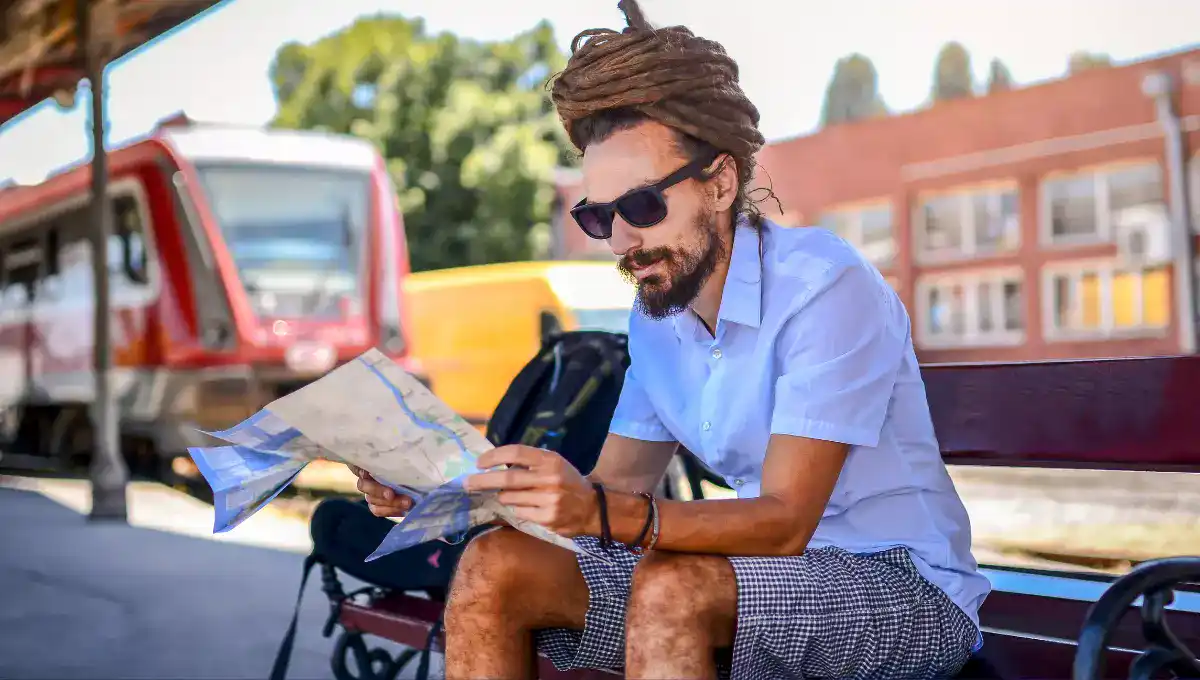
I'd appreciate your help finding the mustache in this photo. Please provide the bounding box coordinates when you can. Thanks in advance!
[619,247,673,271]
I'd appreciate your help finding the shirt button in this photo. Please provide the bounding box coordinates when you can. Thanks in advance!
[702,421,712,431]
[735,479,744,487]
[711,347,722,359]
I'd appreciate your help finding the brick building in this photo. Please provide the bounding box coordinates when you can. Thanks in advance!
[550,47,1200,363]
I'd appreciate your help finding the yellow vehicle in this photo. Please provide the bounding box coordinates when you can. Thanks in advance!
[403,261,635,428]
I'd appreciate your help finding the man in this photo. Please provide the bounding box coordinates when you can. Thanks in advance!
[353,1,990,677]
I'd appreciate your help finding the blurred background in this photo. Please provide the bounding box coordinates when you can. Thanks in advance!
[1,0,1198,677]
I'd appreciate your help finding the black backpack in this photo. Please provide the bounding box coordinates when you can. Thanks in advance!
[486,329,630,474]
[270,330,632,680]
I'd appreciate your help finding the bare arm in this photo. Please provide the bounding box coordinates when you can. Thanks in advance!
[599,434,848,556]
[586,433,679,495]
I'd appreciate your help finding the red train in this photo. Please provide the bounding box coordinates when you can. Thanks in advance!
[0,116,421,473]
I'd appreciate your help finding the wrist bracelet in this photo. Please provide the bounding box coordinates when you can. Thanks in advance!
[592,482,613,550]
[645,494,661,552]
[631,492,654,549]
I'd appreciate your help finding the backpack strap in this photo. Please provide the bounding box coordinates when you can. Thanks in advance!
[519,334,627,454]
[268,554,320,680]
[485,342,556,447]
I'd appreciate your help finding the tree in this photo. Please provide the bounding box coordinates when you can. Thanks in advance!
[986,58,1014,94]
[269,15,573,272]
[819,53,888,127]
[931,41,974,102]
[1068,51,1113,75]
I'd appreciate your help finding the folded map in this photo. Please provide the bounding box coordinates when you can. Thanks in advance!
[188,348,604,562]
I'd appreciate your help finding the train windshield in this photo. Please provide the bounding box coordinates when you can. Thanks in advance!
[193,163,371,319]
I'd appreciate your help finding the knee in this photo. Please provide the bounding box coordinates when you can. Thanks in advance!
[628,552,736,625]
[447,528,537,605]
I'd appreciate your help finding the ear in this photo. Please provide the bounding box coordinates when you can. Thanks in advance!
[708,154,739,213]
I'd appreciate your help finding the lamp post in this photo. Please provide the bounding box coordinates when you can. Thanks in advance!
[80,0,129,521]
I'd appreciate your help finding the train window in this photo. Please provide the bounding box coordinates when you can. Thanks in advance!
[112,195,148,286]
[1,236,43,311]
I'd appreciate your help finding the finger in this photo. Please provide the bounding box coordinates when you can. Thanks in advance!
[495,490,558,508]
[346,464,363,478]
[463,467,554,493]
[357,476,394,500]
[365,492,412,508]
[477,445,550,471]
[367,501,410,517]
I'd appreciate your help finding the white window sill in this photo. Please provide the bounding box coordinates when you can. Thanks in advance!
[1043,326,1170,343]
[917,331,1026,350]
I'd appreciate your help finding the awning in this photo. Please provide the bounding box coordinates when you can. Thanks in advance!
[0,0,225,128]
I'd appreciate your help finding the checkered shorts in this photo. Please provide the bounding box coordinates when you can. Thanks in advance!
[534,537,979,680]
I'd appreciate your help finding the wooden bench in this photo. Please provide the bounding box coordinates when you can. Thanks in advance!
[313,356,1200,679]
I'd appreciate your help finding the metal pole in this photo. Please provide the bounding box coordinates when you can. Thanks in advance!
[1143,71,1198,356]
[81,0,128,521]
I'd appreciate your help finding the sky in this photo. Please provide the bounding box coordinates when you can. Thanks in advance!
[1,0,1197,185]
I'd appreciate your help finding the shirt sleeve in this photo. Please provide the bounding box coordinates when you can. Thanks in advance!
[608,361,676,443]
[770,263,907,449]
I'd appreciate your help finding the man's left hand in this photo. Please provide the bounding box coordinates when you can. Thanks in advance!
[463,445,597,537]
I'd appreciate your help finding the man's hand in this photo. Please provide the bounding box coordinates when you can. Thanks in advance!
[463,445,598,537]
[347,464,413,518]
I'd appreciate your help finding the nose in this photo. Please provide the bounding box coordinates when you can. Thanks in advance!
[607,216,641,258]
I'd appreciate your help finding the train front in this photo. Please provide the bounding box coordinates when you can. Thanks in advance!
[156,124,421,451]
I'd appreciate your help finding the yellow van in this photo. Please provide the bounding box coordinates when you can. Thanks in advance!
[403,261,635,428]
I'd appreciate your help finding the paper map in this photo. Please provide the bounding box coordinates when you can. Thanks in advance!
[188,348,598,562]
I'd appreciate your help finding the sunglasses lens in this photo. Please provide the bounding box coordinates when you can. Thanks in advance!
[573,205,612,239]
[617,189,667,227]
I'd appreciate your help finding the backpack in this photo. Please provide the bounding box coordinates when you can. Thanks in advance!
[270,330,632,680]
[486,329,630,474]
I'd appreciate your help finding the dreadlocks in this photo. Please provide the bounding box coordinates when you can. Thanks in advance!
[549,0,774,224]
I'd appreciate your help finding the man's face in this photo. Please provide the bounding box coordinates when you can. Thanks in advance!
[580,121,728,320]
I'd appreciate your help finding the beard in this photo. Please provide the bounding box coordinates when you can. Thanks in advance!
[616,208,727,320]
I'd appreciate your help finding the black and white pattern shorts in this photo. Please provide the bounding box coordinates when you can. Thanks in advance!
[533,537,980,680]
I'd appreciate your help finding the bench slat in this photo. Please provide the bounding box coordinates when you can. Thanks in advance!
[923,356,1200,471]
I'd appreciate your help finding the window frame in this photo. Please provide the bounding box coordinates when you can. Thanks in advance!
[817,199,896,268]
[1040,257,1172,341]
[913,180,1022,264]
[0,176,160,324]
[1038,159,1165,248]
[914,266,1026,349]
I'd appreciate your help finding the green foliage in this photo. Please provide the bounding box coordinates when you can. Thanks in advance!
[1067,51,1113,75]
[269,15,574,272]
[986,58,1014,94]
[819,53,889,127]
[932,41,974,102]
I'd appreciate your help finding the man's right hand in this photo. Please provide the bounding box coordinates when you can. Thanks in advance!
[348,464,414,517]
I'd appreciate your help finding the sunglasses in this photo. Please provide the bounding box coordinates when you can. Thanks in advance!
[571,153,721,240]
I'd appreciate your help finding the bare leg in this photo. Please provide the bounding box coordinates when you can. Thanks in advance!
[443,528,589,679]
[625,552,738,679]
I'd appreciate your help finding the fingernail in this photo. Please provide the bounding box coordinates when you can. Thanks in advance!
[383,489,393,500]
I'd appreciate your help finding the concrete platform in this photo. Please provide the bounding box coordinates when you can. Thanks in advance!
[0,477,434,679]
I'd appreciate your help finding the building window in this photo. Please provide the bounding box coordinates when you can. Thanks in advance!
[819,203,894,268]
[1042,260,1170,339]
[915,185,1019,261]
[1041,162,1164,246]
[916,269,1025,348]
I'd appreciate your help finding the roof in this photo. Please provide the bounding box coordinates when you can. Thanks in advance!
[0,0,225,128]
[160,124,380,171]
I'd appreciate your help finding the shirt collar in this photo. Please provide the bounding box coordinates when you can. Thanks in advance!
[673,217,763,340]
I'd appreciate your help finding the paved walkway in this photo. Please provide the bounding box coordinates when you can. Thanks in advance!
[0,476,432,680]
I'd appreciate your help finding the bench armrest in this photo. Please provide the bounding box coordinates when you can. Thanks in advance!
[1073,556,1200,680]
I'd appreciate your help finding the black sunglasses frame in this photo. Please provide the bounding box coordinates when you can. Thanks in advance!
[570,152,722,240]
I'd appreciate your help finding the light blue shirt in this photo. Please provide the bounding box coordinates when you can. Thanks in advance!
[609,217,991,638]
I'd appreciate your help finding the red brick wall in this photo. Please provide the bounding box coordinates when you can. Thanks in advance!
[552,47,1200,362]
